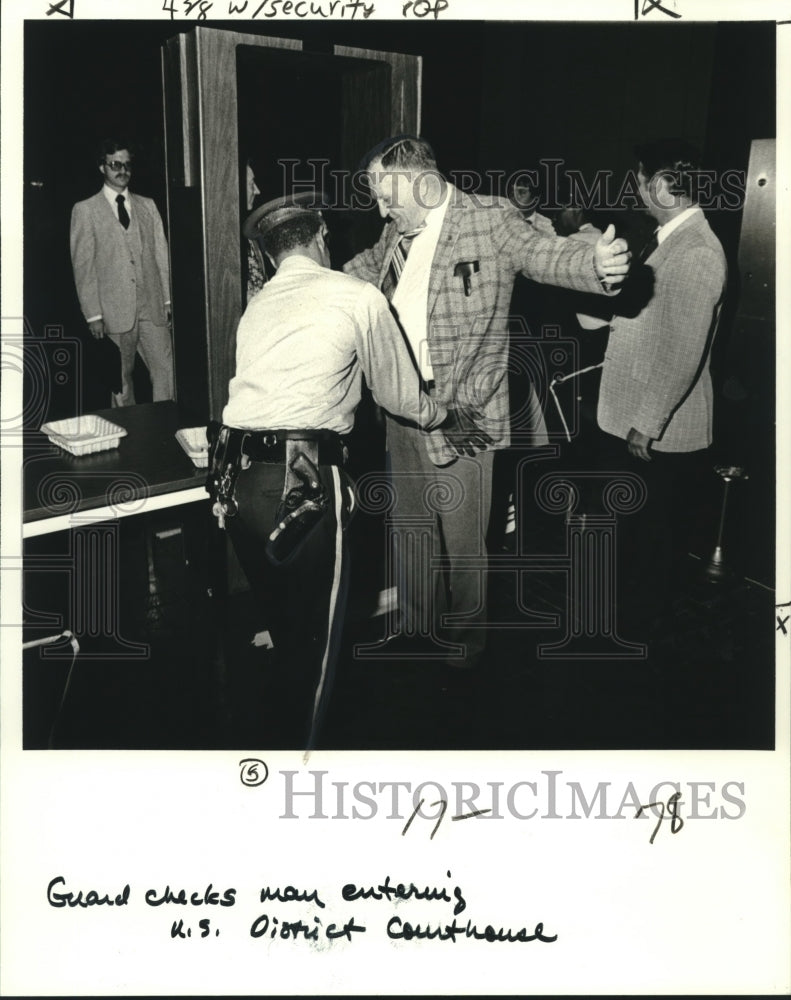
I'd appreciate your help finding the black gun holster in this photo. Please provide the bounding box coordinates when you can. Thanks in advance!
[205,423,332,565]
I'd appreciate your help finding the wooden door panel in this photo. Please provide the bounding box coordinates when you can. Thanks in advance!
[164,29,420,421]
[334,45,422,136]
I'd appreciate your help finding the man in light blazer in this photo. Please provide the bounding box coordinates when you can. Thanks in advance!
[70,138,174,406]
[597,138,727,632]
[345,135,631,667]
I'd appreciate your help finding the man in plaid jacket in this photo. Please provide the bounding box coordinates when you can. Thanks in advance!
[597,138,727,635]
[344,135,630,667]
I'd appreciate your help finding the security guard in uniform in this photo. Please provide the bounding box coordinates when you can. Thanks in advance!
[207,190,489,749]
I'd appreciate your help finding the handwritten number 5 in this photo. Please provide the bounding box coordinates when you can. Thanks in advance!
[239,758,269,787]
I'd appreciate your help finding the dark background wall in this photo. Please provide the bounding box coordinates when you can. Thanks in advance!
[24,18,775,397]
[23,19,776,204]
[23,18,776,585]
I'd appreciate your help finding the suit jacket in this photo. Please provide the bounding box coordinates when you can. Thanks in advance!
[345,187,606,464]
[598,209,726,452]
[70,190,171,334]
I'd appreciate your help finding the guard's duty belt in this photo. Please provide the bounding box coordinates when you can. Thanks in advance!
[238,428,346,466]
[205,424,345,560]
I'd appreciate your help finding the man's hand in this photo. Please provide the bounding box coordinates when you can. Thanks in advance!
[594,224,631,288]
[627,426,652,462]
[88,319,105,340]
[440,407,493,457]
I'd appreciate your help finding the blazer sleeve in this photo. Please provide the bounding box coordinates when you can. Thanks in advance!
[354,284,446,431]
[69,201,102,321]
[494,204,605,295]
[632,245,725,440]
[343,227,388,286]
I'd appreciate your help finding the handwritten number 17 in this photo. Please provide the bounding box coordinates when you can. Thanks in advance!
[402,799,492,839]
[635,791,684,844]
[402,799,448,840]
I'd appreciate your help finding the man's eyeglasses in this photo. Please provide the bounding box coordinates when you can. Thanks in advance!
[105,160,132,172]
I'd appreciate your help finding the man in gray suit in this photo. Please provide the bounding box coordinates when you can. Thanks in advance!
[70,138,174,405]
[597,138,727,632]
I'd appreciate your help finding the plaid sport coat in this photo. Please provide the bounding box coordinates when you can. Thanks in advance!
[598,209,727,452]
[345,186,607,465]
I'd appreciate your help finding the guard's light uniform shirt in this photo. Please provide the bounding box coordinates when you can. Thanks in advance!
[223,254,445,432]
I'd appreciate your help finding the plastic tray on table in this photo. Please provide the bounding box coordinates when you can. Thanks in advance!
[39,415,127,456]
[175,426,209,468]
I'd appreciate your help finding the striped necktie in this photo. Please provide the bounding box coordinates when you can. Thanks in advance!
[381,225,426,301]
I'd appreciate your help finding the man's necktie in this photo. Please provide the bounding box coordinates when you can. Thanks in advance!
[617,229,659,316]
[116,194,130,230]
[638,230,659,262]
[381,225,425,301]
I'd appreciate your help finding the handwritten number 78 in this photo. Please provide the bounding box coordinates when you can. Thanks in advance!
[163,0,213,17]
[635,791,684,844]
